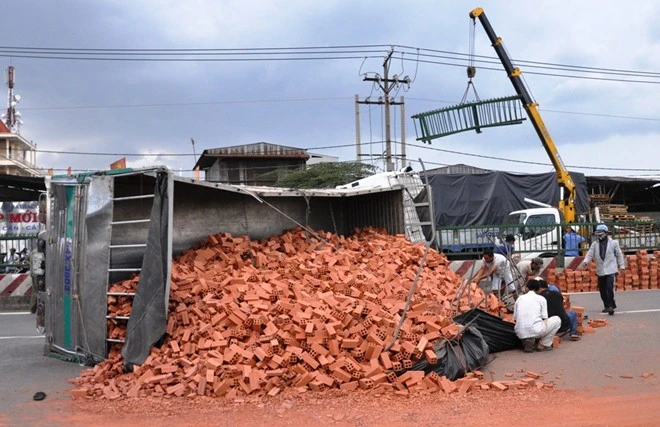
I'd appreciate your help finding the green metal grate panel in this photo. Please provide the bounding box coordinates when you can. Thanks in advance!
[412,95,526,143]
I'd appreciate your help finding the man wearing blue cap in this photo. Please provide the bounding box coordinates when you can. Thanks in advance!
[580,224,625,315]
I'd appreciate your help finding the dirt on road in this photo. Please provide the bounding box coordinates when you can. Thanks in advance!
[4,383,659,427]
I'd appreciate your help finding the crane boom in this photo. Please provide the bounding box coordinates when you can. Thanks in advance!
[470,7,577,223]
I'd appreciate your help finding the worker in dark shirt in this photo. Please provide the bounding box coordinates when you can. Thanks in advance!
[494,234,515,257]
[537,278,580,341]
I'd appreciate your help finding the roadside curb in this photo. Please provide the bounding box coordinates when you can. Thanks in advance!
[0,296,31,311]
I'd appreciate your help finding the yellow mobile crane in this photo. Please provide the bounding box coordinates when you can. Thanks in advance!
[470,7,577,223]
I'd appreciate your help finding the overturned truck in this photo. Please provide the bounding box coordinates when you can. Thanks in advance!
[38,166,409,364]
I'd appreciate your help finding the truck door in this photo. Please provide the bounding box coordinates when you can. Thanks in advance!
[521,213,560,255]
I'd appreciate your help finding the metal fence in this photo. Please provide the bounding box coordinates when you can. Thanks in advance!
[436,220,660,261]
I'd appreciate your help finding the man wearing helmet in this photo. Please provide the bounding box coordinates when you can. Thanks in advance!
[579,224,625,315]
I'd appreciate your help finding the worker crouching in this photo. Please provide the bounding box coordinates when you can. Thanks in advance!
[513,278,562,352]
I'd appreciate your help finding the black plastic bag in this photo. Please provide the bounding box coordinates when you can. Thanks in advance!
[402,325,489,381]
[460,326,490,372]
[441,340,466,381]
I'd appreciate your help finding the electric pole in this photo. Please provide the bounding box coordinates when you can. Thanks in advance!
[354,95,361,162]
[357,48,410,172]
[400,96,406,168]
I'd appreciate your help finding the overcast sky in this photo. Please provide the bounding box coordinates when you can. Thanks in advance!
[3,0,660,178]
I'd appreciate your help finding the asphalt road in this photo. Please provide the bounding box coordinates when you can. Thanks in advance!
[0,311,84,426]
[0,290,659,425]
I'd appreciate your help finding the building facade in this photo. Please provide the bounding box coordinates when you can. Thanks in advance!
[0,120,39,177]
[194,142,310,186]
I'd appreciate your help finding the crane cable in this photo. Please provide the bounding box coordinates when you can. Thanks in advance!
[460,18,480,104]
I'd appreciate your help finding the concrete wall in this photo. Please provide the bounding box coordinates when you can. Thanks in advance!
[0,273,32,310]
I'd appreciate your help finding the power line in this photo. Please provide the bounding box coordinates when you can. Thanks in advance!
[18,93,660,124]
[2,43,660,84]
[0,44,390,53]
[396,56,660,85]
[0,45,660,84]
[1,43,656,77]
[394,45,660,78]
[33,141,660,173]
[22,97,352,111]
[405,142,660,172]
[0,53,383,62]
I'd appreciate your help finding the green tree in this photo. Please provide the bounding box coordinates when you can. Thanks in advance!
[259,162,378,189]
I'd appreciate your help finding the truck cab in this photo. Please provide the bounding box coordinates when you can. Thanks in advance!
[503,207,563,259]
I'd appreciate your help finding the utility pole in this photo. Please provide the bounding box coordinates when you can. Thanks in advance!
[354,95,361,162]
[191,138,197,161]
[400,96,406,168]
[357,48,410,172]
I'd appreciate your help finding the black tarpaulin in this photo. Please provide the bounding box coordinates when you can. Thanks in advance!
[122,173,169,368]
[425,171,589,226]
[406,326,490,381]
[453,308,520,353]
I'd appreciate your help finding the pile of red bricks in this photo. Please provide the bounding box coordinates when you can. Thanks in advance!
[546,249,660,293]
[70,227,538,400]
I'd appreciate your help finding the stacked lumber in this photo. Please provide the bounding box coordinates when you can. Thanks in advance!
[70,227,511,400]
[588,193,610,205]
[597,203,656,229]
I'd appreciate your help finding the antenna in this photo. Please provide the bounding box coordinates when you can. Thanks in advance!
[4,65,22,133]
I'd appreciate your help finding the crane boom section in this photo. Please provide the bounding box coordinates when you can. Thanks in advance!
[469,7,576,222]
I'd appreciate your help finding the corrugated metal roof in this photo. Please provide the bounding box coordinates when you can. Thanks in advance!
[587,175,660,183]
[194,142,309,169]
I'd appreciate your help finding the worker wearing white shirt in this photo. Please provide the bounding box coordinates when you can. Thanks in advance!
[513,278,562,352]
[513,257,544,292]
[470,247,515,298]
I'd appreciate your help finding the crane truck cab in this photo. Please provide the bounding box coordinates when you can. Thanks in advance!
[503,207,563,259]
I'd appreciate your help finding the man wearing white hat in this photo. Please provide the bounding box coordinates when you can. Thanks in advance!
[580,224,625,315]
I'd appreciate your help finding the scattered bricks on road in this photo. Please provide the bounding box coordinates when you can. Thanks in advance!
[424,349,438,365]
[339,381,360,391]
[332,368,352,383]
[166,383,186,396]
[552,336,561,348]
[74,227,521,401]
[439,376,457,394]
[589,319,608,328]
[70,389,89,399]
[341,338,360,349]
[490,381,508,391]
